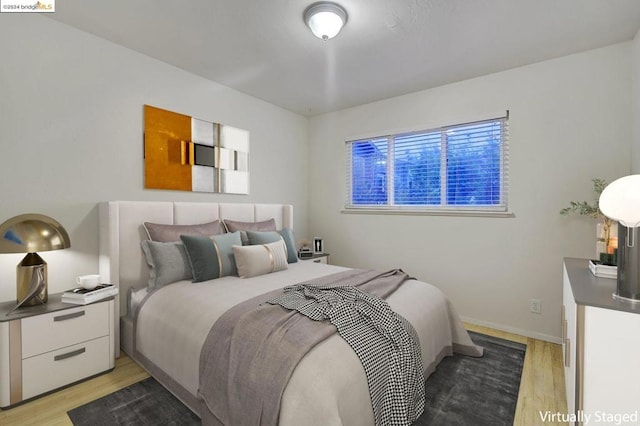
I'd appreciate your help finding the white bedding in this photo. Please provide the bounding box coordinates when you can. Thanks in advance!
[135,261,479,425]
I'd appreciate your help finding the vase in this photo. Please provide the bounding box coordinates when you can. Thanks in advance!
[596,220,618,263]
[596,221,606,258]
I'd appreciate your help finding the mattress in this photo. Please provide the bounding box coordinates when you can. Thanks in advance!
[132,261,480,425]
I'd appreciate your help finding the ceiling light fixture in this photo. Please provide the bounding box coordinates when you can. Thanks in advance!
[304,2,348,41]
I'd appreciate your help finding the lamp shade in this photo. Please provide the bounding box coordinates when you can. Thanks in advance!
[599,175,640,227]
[0,213,71,254]
[304,2,347,40]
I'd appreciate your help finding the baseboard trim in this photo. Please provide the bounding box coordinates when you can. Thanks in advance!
[461,316,562,344]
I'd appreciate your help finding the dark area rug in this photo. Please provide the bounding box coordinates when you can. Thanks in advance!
[414,331,526,426]
[68,332,525,426]
[67,377,199,426]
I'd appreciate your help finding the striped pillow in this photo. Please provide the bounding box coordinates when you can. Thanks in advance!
[246,229,298,264]
[232,240,288,278]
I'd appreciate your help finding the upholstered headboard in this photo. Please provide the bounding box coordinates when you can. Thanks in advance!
[98,201,293,351]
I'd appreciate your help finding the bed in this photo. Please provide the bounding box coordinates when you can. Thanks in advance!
[98,201,481,425]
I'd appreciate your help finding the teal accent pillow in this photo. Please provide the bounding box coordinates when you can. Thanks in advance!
[180,232,242,282]
[140,240,192,290]
[246,229,298,263]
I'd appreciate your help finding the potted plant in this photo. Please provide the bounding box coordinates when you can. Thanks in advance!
[560,178,617,261]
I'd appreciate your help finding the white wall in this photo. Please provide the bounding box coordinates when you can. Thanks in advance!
[0,16,309,303]
[632,29,640,173]
[308,44,632,342]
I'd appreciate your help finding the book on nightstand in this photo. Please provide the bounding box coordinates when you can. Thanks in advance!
[61,284,119,305]
[588,259,617,279]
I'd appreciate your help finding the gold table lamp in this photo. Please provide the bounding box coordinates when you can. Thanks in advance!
[0,214,71,310]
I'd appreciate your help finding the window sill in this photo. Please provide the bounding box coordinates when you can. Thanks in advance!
[341,208,515,218]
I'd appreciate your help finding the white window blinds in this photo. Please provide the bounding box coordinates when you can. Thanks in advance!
[346,115,509,214]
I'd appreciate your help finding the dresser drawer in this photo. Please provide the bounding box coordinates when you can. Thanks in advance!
[22,335,111,400]
[22,302,110,358]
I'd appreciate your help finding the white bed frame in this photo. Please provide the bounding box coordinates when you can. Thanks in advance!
[98,201,293,356]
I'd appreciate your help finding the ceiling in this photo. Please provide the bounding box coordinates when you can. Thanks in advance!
[48,0,640,116]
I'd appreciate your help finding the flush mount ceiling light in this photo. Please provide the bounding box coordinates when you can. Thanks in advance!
[304,2,348,41]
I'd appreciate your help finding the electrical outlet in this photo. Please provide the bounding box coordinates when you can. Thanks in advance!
[530,299,541,314]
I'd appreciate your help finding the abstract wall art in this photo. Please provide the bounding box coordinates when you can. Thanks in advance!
[144,105,250,194]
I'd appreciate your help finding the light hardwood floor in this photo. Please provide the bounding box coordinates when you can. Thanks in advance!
[0,325,567,425]
[464,323,568,426]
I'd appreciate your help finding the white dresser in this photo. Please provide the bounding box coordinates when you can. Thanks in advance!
[562,258,640,425]
[0,294,115,408]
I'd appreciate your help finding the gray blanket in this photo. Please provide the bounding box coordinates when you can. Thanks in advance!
[267,276,425,425]
[198,268,412,426]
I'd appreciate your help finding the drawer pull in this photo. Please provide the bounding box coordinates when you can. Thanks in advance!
[54,311,85,322]
[564,338,570,368]
[54,347,86,361]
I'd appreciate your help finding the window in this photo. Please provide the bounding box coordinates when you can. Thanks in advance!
[346,115,509,214]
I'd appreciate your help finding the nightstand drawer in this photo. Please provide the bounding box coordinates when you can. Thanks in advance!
[300,253,330,264]
[22,302,110,358]
[22,335,111,400]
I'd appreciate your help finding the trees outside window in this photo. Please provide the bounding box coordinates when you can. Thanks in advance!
[346,117,508,213]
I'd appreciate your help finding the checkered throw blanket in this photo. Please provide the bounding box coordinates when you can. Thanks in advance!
[267,275,425,426]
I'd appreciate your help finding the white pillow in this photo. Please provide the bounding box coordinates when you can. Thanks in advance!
[232,240,289,278]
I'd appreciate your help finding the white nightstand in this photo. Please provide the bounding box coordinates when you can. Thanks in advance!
[0,293,115,408]
[299,253,330,264]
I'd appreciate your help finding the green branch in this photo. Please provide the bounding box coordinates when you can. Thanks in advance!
[559,178,607,221]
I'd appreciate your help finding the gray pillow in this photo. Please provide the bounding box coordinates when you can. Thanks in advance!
[143,220,222,242]
[180,232,242,282]
[246,229,298,263]
[140,240,192,290]
[223,218,276,245]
